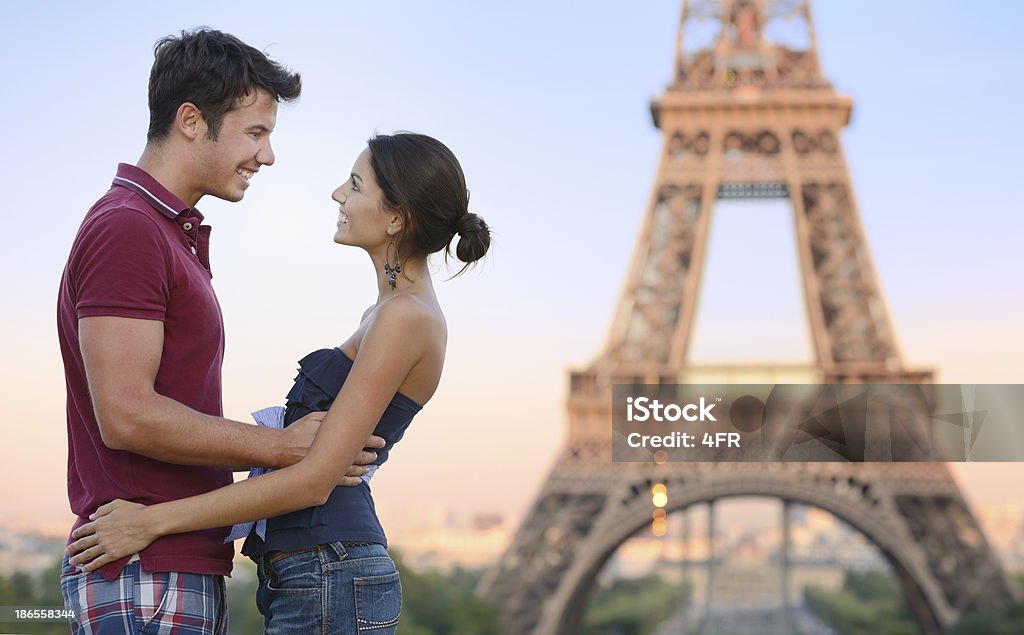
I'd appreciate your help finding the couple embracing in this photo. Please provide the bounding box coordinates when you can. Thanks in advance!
[58,28,490,634]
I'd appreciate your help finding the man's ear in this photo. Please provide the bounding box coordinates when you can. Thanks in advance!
[175,102,205,141]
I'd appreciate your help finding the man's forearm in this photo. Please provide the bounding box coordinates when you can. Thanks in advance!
[98,392,296,468]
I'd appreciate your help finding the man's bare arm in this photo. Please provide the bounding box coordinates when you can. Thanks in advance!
[80,316,373,469]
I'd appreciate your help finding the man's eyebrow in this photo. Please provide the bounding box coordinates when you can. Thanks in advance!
[247,124,272,133]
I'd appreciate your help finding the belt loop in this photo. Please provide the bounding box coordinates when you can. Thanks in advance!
[327,541,349,562]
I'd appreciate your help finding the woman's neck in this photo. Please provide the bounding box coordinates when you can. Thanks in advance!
[371,254,432,302]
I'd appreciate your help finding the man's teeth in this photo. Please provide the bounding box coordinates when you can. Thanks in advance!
[237,169,254,181]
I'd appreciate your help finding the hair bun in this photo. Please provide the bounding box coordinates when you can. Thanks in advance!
[456,212,483,237]
[454,212,490,264]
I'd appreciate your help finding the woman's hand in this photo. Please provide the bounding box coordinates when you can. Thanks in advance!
[65,499,158,572]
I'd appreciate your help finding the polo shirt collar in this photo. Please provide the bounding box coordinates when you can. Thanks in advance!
[112,163,203,222]
[112,163,213,274]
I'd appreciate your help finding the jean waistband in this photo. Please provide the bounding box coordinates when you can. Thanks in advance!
[264,541,384,566]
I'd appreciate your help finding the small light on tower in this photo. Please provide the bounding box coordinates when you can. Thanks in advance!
[651,483,668,536]
[652,516,668,537]
[652,483,668,508]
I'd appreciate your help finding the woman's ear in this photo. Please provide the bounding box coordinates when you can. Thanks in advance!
[385,209,405,238]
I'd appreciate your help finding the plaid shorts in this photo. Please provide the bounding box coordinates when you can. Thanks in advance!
[60,554,228,634]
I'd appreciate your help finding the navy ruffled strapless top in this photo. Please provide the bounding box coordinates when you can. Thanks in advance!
[242,347,421,557]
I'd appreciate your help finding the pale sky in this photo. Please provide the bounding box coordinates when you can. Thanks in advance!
[1,1,1022,541]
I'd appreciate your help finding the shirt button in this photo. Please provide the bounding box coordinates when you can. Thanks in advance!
[182,222,194,231]
[191,246,198,255]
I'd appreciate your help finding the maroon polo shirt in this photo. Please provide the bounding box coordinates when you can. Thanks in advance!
[57,163,232,580]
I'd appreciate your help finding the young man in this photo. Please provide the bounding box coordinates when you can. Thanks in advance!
[57,29,379,634]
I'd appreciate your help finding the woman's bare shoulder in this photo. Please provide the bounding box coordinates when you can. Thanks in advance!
[375,292,444,328]
[377,293,446,353]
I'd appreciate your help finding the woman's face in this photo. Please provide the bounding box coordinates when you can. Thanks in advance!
[331,147,391,247]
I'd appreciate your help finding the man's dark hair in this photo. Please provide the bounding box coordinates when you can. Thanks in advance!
[147,28,301,143]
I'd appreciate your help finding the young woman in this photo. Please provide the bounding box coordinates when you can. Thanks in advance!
[66,132,490,634]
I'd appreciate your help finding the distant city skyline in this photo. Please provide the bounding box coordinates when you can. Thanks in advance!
[7,495,1024,580]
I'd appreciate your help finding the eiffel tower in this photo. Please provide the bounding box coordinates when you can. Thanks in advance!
[479,1,1017,633]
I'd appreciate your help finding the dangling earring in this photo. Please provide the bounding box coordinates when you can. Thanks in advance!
[384,240,401,290]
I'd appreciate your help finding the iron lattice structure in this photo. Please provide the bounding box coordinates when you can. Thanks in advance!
[479,1,1018,633]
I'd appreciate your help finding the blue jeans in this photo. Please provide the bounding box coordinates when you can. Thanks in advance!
[255,542,401,634]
